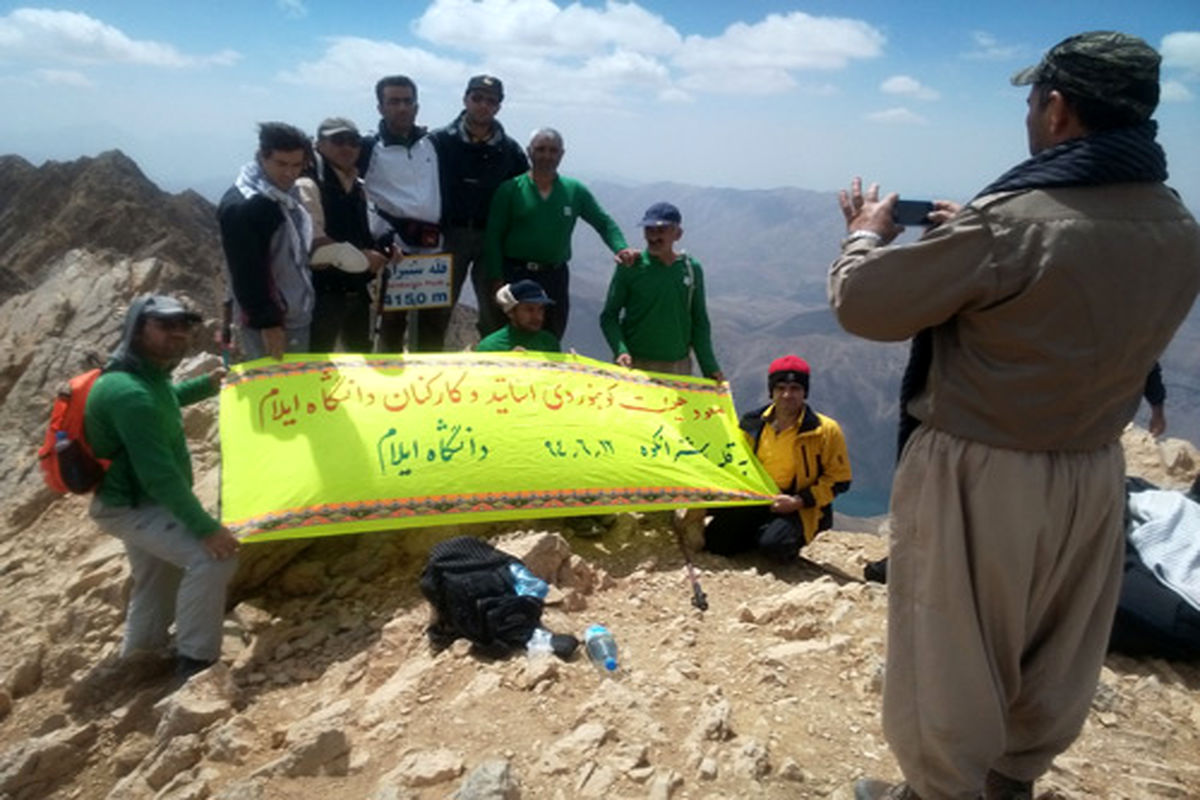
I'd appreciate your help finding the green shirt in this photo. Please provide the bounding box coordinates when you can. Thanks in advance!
[476,323,561,353]
[484,173,628,279]
[599,251,721,377]
[85,366,220,537]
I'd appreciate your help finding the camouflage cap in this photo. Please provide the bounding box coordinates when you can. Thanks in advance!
[1011,31,1161,121]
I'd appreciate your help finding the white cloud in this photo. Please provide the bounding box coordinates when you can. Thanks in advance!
[1161,80,1194,103]
[414,0,681,59]
[673,11,884,93]
[1161,31,1200,74]
[678,65,796,95]
[865,107,928,125]
[0,8,239,67]
[277,0,308,19]
[288,5,883,107]
[880,74,939,101]
[964,31,1022,61]
[34,68,92,87]
[280,37,468,91]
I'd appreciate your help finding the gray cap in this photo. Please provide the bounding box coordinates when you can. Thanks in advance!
[141,295,201,323]
[317,116,359,138]
[1011,31,1160,121]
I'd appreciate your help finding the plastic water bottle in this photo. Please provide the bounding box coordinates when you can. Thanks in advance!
[526,627,554,658]
[508,563,549,599]
[584,624,618,674]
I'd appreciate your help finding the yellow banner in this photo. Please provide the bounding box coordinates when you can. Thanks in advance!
[219,353,776,542]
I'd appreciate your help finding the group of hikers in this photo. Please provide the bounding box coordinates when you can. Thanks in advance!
[214,72,724,378]
[79,30,1200,800]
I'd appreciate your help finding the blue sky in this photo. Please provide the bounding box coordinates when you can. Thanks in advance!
[1,1,1197,205]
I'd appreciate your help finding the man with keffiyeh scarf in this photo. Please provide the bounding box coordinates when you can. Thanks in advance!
[218,122,315,361]
[830,32,1200,800]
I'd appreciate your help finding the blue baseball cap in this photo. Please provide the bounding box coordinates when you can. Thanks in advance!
[640,202,682,227]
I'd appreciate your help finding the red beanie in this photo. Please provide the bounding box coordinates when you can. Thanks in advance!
[768,355,810,392]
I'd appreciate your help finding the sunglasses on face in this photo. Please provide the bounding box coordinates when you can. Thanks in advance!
[326,133,361,147]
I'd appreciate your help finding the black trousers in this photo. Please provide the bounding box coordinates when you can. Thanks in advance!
[704,504,804,562]
[310,290,372,354]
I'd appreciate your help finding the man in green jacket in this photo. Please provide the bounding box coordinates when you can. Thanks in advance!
[483,127,637,340]
[600,202,723,380]
[86,295,239,681]
[476,279,561,353]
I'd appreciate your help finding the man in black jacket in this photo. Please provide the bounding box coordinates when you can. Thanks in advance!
[431,75,528,338]
[296,117,389,353]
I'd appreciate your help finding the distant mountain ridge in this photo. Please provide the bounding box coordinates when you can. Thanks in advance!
[4,151,1197,518]
[564,179,1200,512]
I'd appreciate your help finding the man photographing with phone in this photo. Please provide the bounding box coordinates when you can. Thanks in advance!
[829,31,1200,800]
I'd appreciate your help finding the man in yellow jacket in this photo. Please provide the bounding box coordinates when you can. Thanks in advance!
[704,355,852,561]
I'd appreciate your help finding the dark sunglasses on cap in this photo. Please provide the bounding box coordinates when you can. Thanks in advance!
[327,132,361,147]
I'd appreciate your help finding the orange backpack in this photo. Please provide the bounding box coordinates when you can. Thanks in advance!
[37,368,111,494]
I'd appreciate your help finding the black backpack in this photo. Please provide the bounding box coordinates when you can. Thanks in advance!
[419,536,543,654]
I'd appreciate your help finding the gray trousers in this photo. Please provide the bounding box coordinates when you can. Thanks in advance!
[237,322,311,361]
[884,426,1124,799]
[90,499,238,662]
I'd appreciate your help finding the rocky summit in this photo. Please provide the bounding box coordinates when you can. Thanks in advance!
[1,152,1198,800]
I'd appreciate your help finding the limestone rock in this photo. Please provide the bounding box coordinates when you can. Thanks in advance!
[453,758,521,800]
[143,734,203,790]
[255,728,349,778]
[690,696,733,742]
[206,716,258,765]
[0,723,97,799]
[4,643,44,697]
[153,664,237,743]
[384,748,465,787]
[735,739,771,780]
[647,767,683,800]
[496,532,572,583]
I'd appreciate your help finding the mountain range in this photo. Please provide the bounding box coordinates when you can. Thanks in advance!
[5,151,1198,518]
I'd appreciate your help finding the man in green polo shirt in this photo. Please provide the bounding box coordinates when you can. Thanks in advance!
[599,202,723,381]
[483,127,637,340]
[476,279,561,353]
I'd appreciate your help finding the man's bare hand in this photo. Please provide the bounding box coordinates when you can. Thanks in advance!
[1149,404,1167,437]
[616,353,633,367]
[262,326,286,359]
[927,200,962,227]
[203,527,240,560]
[770,494,804,514]
[207,366,227,391]
[364,249,389,273]
[615,248,639,266]
[838,177,902,244]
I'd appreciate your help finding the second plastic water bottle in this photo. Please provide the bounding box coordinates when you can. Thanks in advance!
[584,624,618,674]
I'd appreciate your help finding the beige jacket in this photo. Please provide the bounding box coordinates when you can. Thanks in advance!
[829,182,1200,451]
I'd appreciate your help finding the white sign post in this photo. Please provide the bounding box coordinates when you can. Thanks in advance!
[382,254,454,311]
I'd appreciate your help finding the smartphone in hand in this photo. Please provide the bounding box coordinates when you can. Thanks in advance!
[893,200,934,226]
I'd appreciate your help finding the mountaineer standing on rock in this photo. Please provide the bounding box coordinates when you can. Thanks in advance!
[701,355,850,561]
[86,295,240,682]
[830,32,1200,800]
[359,75,443,353]
[218,122,315,360]
[484,127,638,342]
[431,75,528,340]
[295,116,390,353]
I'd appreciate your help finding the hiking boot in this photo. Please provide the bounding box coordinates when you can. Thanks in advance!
[985,770,1033,800]
[174,655,215,683]
[854,778,922,800]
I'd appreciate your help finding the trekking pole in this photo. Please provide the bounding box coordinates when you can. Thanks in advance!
[673,525,709,611]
